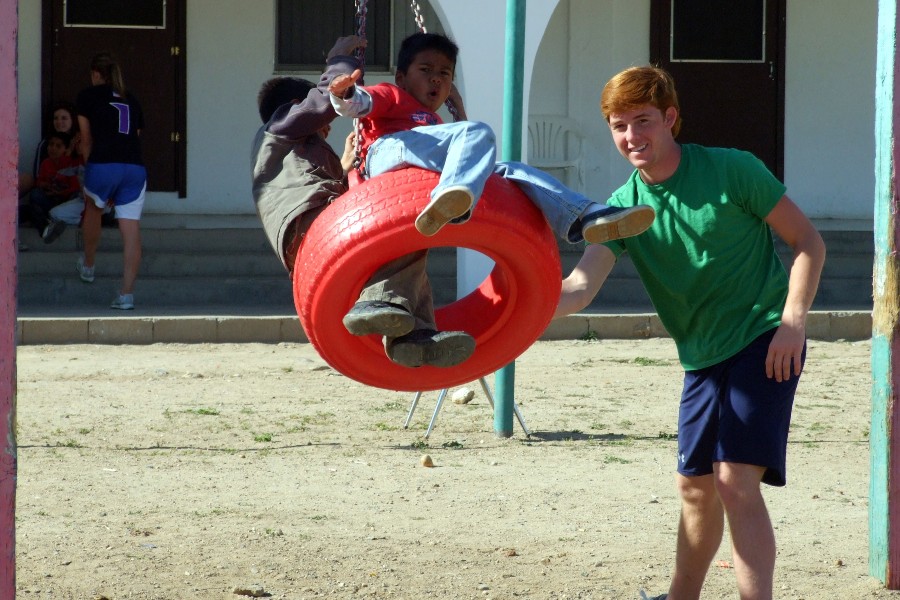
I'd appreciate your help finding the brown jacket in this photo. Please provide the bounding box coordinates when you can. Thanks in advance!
[250,54,359,270]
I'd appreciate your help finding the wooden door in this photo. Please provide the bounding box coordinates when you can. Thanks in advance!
[650,0,785,178]
[43,0,186,195]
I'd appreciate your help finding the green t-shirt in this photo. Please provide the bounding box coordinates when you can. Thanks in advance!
[605,144,788,370]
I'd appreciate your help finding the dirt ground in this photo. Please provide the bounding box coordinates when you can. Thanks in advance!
[13,337,888,599]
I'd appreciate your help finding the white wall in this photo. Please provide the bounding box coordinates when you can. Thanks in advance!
[16,1,42,176]
[784,0,876,223]
[16,0,876,224]
[530,0,876,224]
[531,0,650,200]
[148,1,274,216]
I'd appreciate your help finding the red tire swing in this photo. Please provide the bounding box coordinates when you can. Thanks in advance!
[292,167,561,392]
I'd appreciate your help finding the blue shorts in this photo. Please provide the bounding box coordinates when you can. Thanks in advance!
[83,162,147,220]
[677,328,805,487]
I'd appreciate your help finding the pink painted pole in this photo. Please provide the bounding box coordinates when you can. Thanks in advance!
[0,0,18,596]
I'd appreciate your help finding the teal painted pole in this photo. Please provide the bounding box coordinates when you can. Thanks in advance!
[494,0,525,438]
[870,0,900,588]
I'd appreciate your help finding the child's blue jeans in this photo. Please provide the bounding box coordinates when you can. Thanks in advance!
[365,120,598,243]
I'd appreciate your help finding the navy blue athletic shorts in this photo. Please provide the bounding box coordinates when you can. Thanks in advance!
[676,328,806,487]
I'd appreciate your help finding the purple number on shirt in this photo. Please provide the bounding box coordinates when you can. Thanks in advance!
[109,102,131,134]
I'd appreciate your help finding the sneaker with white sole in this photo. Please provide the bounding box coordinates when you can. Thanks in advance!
[42,219,67,244]
[581,204,656,244]
[414,186,474,236]
[638,590,667,600]
[110,293,134,310]
[76,256,95,283]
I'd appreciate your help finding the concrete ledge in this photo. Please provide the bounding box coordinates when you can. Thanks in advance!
[153,317,219,344]
[16,310,872,345]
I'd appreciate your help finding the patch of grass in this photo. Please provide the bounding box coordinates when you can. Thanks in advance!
[580,330,599,342]
[58,439,80,448]
[411,439,429,450]
[77,428,92,435]
[603,455,631,464]
[298,411,337,427]
[374,422,397,431]
[371,401,404,413]
[441,440,464,449]
[193,508,227,518]
[185,407,220,416]
[605,437,635,447]
[657,431,677,440]
[633,356,669,366]
[253,433,274,443]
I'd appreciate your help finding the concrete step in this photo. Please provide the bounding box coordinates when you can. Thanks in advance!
[17,226,459,309]
[17,225,872,312]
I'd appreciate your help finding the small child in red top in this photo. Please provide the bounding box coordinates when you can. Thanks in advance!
[36,132,81,200]
[26,131,83,238]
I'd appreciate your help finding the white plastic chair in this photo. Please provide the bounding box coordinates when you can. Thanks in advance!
[527,115,586,191]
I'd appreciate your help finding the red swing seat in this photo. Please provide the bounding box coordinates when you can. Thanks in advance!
[292,167,561,392]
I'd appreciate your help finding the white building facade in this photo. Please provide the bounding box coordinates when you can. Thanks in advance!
[16,1,875,229]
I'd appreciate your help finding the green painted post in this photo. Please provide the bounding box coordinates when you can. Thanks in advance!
[494,0,526,438]
[870,0,900,588]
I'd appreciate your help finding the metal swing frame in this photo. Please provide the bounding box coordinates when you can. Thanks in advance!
[403,377,530,439]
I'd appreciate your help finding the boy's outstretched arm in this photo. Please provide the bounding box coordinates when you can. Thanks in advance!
[555,244,617,319]
[329,69,363,99]
[329,69,372,118]
[267,36,364,138]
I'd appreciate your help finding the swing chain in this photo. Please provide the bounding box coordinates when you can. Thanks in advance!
[354,0,368,66]
[410,1,427,33]
[352,0,369,174]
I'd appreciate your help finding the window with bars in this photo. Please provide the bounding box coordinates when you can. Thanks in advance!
[276,0,443,72]
[670,0,765,63]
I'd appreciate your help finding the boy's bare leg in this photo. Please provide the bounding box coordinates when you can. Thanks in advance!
[717,463,774,600]
[668,474,723,600]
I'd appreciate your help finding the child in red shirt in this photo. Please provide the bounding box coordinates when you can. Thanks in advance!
[26,131,82,238]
